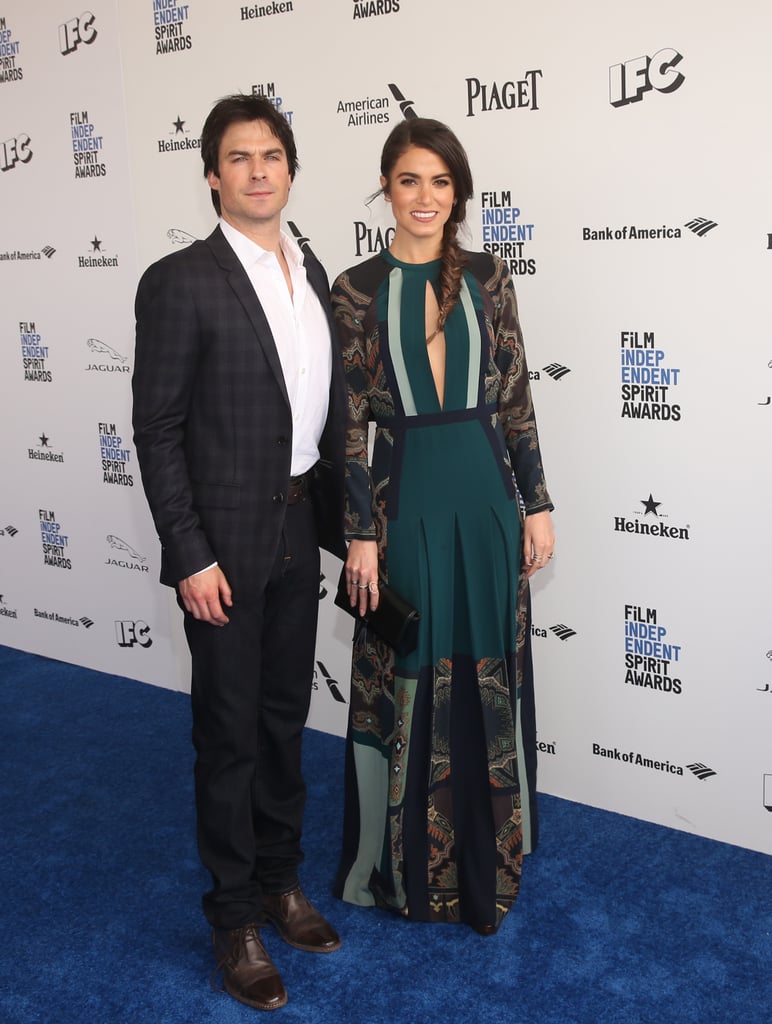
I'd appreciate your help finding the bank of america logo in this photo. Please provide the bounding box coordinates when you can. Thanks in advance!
[42,245,56,258]
[80,616,94,628]
[684,217,718,237]
[550,623,577,641]
[2,525,19,537]
[543,363,571,381]
[686,762,717,780]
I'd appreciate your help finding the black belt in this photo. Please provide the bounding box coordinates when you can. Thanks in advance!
[287,471,310,505]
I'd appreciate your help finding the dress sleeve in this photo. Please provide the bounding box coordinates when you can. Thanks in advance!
[488,256,554,515]
[331,270,376,540]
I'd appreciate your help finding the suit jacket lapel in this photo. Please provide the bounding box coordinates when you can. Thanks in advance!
[205,225,291,409]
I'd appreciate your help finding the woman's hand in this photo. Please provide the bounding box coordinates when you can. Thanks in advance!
[345,539,380,615]
[523,510,555,579]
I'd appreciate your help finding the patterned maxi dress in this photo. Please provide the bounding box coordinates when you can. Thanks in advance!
[331,249,553,930]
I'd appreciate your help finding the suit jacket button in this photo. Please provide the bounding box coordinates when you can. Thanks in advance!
[277,435,288,445]
[273,492,285,504]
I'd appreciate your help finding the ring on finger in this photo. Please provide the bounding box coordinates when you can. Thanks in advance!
[368,581,379,594]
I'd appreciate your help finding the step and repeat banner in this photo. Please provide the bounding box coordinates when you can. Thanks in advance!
[1,0,770,856]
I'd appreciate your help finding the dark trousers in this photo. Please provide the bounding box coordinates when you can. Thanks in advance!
[184,500,320,930]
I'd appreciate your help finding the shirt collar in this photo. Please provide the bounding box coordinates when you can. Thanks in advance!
[218,217,304,272]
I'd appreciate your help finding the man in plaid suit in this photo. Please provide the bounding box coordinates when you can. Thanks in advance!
[132,94,346,1012]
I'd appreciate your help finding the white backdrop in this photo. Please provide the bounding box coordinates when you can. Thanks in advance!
[1,0,770,856]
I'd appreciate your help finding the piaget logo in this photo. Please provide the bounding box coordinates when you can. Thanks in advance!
[466,71,542,117]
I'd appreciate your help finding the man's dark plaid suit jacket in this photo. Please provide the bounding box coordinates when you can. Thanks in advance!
[132,225,346,599]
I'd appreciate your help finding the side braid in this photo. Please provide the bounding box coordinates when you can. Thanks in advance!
[436,221,468,333]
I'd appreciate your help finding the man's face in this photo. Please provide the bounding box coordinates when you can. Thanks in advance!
[207,119,292,237]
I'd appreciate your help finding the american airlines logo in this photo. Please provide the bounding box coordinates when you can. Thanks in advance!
[287,220,317,260]
[388,83,418,119]
[314,660,346,703]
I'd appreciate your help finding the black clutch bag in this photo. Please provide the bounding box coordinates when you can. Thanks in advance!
[334,568,420,657]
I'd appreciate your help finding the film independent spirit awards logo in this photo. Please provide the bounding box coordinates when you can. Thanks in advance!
[251,82,293,126]
[152,0,192,55]
[20,321,51,383]
[619,330,681,421]
[624,604,683,696]
[0,14,24,83]
[351,0,400,19]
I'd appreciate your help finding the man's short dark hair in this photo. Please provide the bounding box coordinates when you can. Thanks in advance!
[201,93,299,215]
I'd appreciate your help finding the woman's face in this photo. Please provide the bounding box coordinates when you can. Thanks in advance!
[381,145,455,249]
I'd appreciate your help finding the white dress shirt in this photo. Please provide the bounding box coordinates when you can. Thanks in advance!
[219,218,332,476]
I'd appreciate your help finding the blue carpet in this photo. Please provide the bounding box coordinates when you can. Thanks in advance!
[1,643,770,1023]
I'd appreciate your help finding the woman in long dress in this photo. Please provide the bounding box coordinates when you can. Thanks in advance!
[332,118,555,934]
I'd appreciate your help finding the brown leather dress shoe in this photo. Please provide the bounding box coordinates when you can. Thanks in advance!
[212,923,287,1011]
[262,886,342,953]
[471,923,499,936]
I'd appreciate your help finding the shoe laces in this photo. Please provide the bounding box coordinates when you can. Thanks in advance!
[210,923,261,992]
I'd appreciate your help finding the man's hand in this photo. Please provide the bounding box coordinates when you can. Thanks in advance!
[179,566,233,625]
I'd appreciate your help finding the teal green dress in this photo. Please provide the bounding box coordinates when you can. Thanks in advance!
[331,250,552,930]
